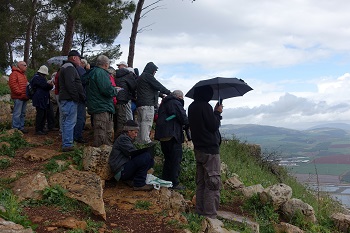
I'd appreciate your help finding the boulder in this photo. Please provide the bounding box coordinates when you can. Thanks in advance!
[202,217,239,233]
[11,172,49,201]
[82,145,113,180]
[241,184,264,198]
[260,183,292,209]
[23,148,61,161]
[0,217,33,233]
[49,169,106,220]
[281,198,317,223]
[224,174,244,190]
[331,212,350,233]
[51,217,87,230]
[159,188,187,214]
[274,222,304,233]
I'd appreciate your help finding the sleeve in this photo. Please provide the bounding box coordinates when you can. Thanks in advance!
[173,101,189,126]
[147,76,171,95]
[97,71,118,97]
[203,103,221,133]
[116,135,137,157]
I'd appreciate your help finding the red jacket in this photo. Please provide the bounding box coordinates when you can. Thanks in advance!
[8,66,28,100]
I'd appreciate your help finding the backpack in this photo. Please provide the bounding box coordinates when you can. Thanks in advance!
[26,80,36,99]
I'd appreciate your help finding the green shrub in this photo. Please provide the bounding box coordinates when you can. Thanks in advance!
[135,200,152,210]
[0,157,10,169]
[0,130,31,157]
[182,212,204,233]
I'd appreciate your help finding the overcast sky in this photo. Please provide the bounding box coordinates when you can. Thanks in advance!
[113,0,350,130]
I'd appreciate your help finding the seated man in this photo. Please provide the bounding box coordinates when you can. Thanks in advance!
[109,120,154,191]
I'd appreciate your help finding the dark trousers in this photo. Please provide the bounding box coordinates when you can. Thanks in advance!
[46,101,55,129]
[35,107,47,132]
[74,102,86,140]
[161,138,183,187]
[121,152,154,187]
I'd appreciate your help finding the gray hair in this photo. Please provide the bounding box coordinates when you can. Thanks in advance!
[96,55,110,67]
[171,90,183,98]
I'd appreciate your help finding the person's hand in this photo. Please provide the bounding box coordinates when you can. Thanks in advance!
[215,103,223,113]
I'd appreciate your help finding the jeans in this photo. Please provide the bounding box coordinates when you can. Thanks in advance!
[74,102,86,140]
[136,106,154,144]
[60,100,77,148]
[12,99,27,130]
[121,152,154,187]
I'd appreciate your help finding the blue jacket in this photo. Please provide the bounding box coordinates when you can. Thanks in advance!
[31,73,53,109]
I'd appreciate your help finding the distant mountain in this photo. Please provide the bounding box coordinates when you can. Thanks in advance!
[220,124,350,157]
[307,123,350,131]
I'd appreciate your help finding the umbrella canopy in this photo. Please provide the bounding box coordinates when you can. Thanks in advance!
[185,77,253,101]
[46,56,67,66]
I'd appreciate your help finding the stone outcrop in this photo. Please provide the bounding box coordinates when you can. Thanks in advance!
[11,172,49,201]
[274,222,304,233]
[82,145,113,180]
[23,148,61,161]
[241,184,264,198]
[159,188,187,214]
[51,217,87,230]
[331,212,350,233]
[224,174,244,190]
[0,217,33,233]
[260,183,292,209]
[281,198,317,223]
[202,217,239,233]
[217,210,259,233]
[49,169,106,220]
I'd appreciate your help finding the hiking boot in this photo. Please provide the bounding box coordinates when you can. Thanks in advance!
[133,184,154,191]
[62,146,75,152]
[20,129,29,134]
[74,138,87,144]
[170,184,186,191]
[35,131,47,135]
[123,180,134,187]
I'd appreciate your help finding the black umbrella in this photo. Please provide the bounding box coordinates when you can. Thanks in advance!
[185,77,253,102]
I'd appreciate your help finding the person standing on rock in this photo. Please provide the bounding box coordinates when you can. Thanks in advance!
[8,61,29,134]
[188,85,223,219]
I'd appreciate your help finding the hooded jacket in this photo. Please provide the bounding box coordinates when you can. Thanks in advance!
[136,62,171,107]
[115,68,137,104]
[31,73,53,109]
[9,66,28,100]
[188,85,222,154]
[154,95,189,143]
[109,133,136,174]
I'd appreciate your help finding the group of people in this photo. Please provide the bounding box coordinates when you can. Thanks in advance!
[8,51,224,219]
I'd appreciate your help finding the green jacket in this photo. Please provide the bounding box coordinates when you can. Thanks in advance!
[82,66,118,114]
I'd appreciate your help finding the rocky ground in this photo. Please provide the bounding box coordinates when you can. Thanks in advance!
[0,126,245,233]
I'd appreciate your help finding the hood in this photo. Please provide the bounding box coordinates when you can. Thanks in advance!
[11,66,24,74]
[115,68,130,78]
[193,85,213,102]
[143,62,158,74]
[162,94,184,106]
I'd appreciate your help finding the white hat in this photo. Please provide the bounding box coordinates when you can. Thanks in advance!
[117,61,128,67]
[37,65,49,75]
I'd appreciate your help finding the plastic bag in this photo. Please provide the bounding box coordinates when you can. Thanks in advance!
[146,174,173,190]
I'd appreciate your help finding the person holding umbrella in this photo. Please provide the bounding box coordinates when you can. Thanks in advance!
[188,85,223,219]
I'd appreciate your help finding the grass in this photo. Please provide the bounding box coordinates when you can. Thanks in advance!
[0,130,31,157]
[134,200,152,210]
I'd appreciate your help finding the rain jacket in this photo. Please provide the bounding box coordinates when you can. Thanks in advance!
[58,61,85,103]
[154,95,189,143]
[136,62,170,107]
[9,66,28,100]
[115,68,137,104]
[31,73,53,109]
[188,85,222,154]
[82,66,118,114]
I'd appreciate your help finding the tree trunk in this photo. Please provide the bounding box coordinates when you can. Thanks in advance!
[23,0,37,65]
[61,0,81,55]
[127,0,145,68]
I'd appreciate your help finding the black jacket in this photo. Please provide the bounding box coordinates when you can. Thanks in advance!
[59,61,85,103]
[154,95,189,143]
[188,85,222,154]
[136,62,170,107]
[115,68,137,104]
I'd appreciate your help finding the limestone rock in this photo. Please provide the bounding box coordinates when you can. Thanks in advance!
[274,222,304,233]
[260,183,292,209]
[0,101,12,124]
[0,217,33,233]
[202,217,238,233]
[23,148,61,161]
[224,174,244,190]
[241,184,264,198]
[52,217,87,230]
[331,212,350,233]
[281,198,317,223]
[83,145,113,180]
[12,172,49,201]
[159,188,187,214]
[217,211,259,233]
[49,169,106,220]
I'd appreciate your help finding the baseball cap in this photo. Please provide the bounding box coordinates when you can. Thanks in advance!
[68,50,83,58]
[117,61,128,66]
